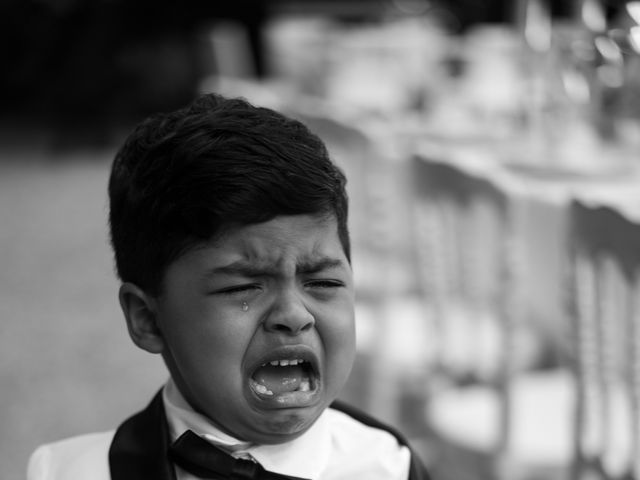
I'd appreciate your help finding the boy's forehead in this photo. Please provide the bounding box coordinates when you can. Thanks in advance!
[217,215,338,244]
[191,215,347,271]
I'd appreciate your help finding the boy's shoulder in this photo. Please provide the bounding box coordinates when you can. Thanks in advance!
[327,400,408,447]
[27,430,115,480]
[329,400,410,445]
[325,400,429,480]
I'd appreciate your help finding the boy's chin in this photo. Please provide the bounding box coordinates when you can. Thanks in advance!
[243,406,325,445]
[239,389,334,444]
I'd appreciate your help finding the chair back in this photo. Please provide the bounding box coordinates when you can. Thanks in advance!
[411,155,518,456]
[568,200,640,480]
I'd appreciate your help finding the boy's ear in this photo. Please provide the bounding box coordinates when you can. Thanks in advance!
[118,282,164,354]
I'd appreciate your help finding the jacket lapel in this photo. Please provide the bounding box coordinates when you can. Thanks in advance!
[109,390,176,480]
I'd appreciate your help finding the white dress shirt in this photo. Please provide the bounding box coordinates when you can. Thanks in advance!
[163,378,411,480]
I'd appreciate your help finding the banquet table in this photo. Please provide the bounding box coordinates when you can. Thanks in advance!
[411,134,640,357]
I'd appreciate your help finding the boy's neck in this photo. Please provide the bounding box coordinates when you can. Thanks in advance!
[163,378,253,451]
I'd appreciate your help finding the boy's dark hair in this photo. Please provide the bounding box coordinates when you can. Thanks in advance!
[108,93,350,295]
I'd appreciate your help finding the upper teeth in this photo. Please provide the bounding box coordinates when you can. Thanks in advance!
[267,359,303,367]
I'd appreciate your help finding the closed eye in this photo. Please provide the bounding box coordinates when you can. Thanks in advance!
[216,284,262,296]
[305,279,345,289]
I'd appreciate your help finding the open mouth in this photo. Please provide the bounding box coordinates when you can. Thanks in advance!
[249,358,318,400]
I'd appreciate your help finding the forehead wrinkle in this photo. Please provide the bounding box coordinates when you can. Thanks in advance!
[206,249,346,279]
[296,256,345,274]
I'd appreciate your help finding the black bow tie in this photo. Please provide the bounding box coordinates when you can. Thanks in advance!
[168,430,310,480]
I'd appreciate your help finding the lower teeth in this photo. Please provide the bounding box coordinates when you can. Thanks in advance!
[251,378,311,396]
[254,383,274,395]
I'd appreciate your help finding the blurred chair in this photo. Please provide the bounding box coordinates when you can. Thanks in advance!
[568,200,640,480]
[411,155,571,480]
[411,155,523,389]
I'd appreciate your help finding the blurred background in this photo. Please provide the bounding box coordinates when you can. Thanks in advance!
[3,1,640,479]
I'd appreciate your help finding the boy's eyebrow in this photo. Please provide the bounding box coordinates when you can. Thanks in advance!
[204,256,346,278]
[297,257,345,274]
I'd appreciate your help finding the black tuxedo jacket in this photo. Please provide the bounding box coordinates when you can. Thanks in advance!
[108,391,432,480]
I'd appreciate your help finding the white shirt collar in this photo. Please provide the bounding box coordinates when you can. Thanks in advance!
[162,378,331,479]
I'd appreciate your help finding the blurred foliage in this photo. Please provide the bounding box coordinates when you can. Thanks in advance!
[0,0,268,128]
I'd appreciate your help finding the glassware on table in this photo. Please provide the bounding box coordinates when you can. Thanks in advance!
[601,2,640,150]
[512,0,634,173]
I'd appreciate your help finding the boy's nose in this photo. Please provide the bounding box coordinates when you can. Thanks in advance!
[264,289,315,335]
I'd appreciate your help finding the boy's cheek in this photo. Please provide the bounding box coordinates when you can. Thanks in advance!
[319,318,355,352]
[325,324,357,371]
